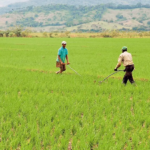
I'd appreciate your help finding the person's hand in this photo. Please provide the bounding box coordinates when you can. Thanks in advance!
[114,68,117,71]
[61,62,65,65]
[67,62,70,65]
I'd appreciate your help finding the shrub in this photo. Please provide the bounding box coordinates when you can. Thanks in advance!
[49,33,53,38]
[9,32,14,37]
[21,31,28,37]
[5,30,10,37]
[0,31,4,37]
[116,14,124,19]
[43,32,48,37]
[13,26,23,37]
[147,21,150,26]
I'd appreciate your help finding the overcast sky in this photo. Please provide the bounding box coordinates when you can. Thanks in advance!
[0,0,29,7]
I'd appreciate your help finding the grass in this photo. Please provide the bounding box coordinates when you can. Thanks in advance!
[0,38,150,149]
[29,31,150,38]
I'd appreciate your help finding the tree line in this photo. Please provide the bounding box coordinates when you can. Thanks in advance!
[0,27,31,37]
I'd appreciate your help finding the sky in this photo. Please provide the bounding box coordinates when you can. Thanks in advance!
[0,0,28,7]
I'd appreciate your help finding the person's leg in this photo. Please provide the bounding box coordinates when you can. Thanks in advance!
[123,72,128,85]
[123,66,128,85]
[60,64,66,73]
[56,64,66,74]
[59,64,63,73]
[56,62,61,74]
[128,65,135,84]
[63,64,66,72]
[128,72,134,84]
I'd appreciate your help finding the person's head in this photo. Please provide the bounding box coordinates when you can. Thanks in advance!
[122,46,127,53]
[62,41,67,48]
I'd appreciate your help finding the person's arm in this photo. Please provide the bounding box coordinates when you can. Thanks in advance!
[58,55,64,64]
[114,55,122,71]
[116,62,121,69]
[58,49,65,65]
[66,55,70,65]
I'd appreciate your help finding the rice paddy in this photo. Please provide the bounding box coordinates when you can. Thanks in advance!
[0,38,150,149]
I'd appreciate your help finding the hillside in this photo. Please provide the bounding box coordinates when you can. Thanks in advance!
[1,0,150,7]
[0,4,150,32]
[1,0,150,15]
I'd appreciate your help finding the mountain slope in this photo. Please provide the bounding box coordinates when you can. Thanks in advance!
[1,0,150,15]
[1,0,150,7]
[0,5,150,32]
[27,0,150,5]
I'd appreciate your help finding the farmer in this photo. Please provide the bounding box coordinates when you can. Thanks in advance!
[56,41,70,74]
[114,46,135,85]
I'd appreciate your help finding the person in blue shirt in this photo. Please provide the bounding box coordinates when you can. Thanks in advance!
[56,41,70,74]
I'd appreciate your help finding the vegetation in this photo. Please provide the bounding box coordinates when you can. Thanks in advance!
[8,5,107,28]
[1,28,150,38]
[0,26,33,37]
[1,4,150,32]
[116,14,126,21]
[0,4,150,32]
[1,0,150,14]
[0,38,150,149]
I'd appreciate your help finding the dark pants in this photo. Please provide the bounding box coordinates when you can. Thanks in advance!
[123,65,135,84]
[60,64,66,72]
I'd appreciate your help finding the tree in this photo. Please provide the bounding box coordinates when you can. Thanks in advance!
[43,32,48,37]
[116,14,124,19]
[13,26,23,37]
[0,31,4,37]
[147,21,150,26]
[5,30,10,37]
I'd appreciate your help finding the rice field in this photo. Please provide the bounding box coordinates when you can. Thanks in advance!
[0,38,150,150]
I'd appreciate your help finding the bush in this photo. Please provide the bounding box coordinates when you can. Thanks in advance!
[21,29,31,37]
[110,30,120,37]
[116,14,124,19]
[49,33,53,38]
[116,14,126,20]
[5,30,10,37]
[103,34,112,38]
[21,31,28,37]
[138,32,143,37]
[13,26,23,37]
[9,32,15,37]
[147,21,150,26]
[43,32,48,37]
[101,32,112,38]
[0,31,4,37]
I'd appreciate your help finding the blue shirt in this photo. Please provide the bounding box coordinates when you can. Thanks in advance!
[56,47,68,63]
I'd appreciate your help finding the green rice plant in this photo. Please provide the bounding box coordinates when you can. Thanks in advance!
[0,38,150,149]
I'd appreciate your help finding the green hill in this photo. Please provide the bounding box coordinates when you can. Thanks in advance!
[1,0,150,15]
[0,4,150,32]
[2,0,150,8]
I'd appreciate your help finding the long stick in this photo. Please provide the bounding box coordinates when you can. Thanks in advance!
[99,70,124,83]
[67,65,81,76]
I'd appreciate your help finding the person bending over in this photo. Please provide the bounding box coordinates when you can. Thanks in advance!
[114,46,135,85]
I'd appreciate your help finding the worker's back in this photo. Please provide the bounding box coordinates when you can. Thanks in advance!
[120,51,134,66]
